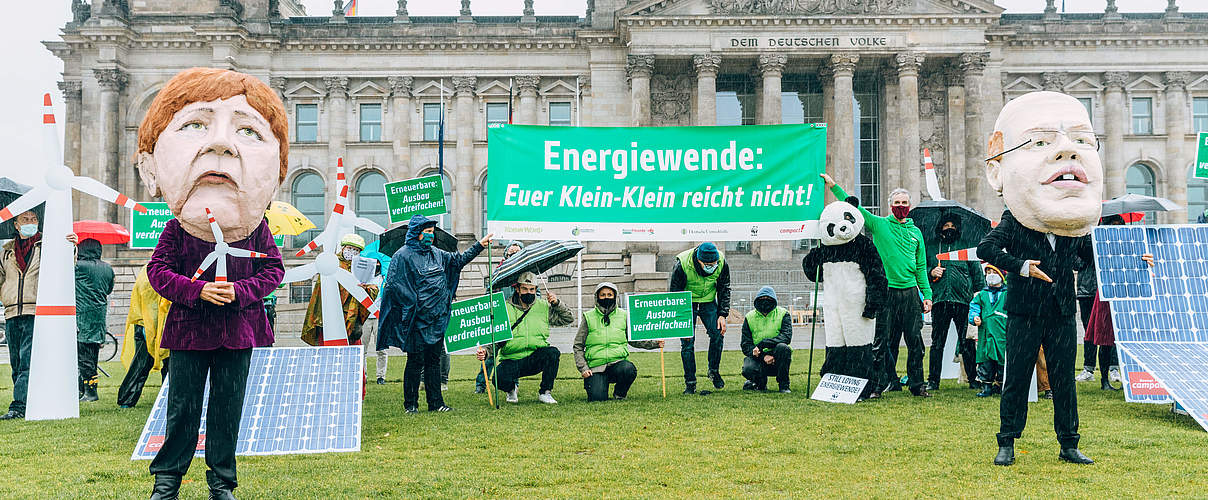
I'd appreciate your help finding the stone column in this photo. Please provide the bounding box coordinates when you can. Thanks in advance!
[880,66,901,199]
[1103,71,1128,198]
[1164,71,1190,223]
[896,52,924,200]
[94,68,127,223]
[758,54,786,125]
[324,76,349,183]
[960,52,987,209]
[627,55,654,127]
[515,75,540,125]
[59,81,84,216]
[452,76,477,238]
[388,76,413,179]
[693,54,721,126]
[820,62,836,202]
[830,54,859,200]
[945,66,966,202]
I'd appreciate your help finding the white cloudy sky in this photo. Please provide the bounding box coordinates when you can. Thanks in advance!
[0,0,1179,186]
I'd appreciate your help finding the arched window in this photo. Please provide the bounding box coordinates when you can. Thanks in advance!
[1189,165,1208,223]
[421,171,454,232]
[1126,163,1157,222]
[291,172,326,248]
[354,171,389,244]
[480,173,489,237]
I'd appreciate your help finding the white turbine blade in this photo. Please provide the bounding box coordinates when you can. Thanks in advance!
[334,157,350,213]
[215,250,228,283]
[71,176,147,213]
[319,274,349,345]
[189,252,219,282]
[41,93,62,169]
[353,217,385,235]
[0,186,48,223]
[923,148,945,201]
[333,269,378,318]
[227,247,271,258]
[282,262,318,284]
[294,228,330,257]
[205,207,223,243]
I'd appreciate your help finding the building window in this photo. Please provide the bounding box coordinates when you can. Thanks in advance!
[486,102,509,131]
[1132,97,1153,135]
[358,103,382,142]
[354,171,388,243]
[426,172,454,231]
[781,75,823,125]
[1189,166,1208,223]
[480,174,489,236]
[854,74,882,217]
[296,104,318,142]
[1078,97,1093,125]
[423,103,443,141]
[549,102,572,126]
[716,75,756,126]
[1126,163,1157,221]
[1193,97,1208,134]
[291,172,325,247]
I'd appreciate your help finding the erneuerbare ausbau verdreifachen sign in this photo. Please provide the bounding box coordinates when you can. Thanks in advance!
[486,124,826,241]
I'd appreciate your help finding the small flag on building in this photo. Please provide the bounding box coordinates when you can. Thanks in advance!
[343,0,357,16]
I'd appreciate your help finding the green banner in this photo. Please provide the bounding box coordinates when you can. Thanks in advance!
[486,124,826,241]
[1196,132,1208,180]
[384,175,448,224]
[627,291,694,341]
[129,202,173,249]
[444,292,513,353]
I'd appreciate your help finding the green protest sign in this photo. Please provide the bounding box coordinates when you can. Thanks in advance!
[1196,132,1208,180]
[627,291,694,341]
[486,124,826,241]
[384,175,448,224]
[444,292,513,353]
[129,202,173,249]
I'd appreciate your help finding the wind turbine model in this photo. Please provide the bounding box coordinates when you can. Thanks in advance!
[190,207,273,282]
[0,94,147,420]
[281,158,384,345]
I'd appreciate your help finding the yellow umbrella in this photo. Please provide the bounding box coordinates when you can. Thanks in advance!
[265,200,317,236]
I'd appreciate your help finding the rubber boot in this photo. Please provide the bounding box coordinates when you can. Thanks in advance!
[80,378,99,402]
[206,470,237,500]
[149,474,181,500]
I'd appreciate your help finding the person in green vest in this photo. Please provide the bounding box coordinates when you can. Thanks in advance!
[573,282,664,402]
[476,272,573,404]
[969,264,1008,397]
[822,173,934,398]
[740,286,793,393]
[669,242,731,394]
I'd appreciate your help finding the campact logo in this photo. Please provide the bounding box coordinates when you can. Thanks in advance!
[621,228,655,235]
[779,224,807,235]
[1128,372,1168,396]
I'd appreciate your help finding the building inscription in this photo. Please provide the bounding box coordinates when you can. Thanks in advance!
[713,34,905,50]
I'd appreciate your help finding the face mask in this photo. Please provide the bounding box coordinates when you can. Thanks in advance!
[701,263,718,275]
[341,248,359,261]
[940,228,958,242]
[18,224,37,238]
[597,297,616,309]
[518,292,536,305]
[891,205,910,220]
[420,233,434,246]
[755,300,775,314]
[987,274,1003,287]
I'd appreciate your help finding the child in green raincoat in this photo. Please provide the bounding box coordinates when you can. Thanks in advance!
[969,264,1008,397]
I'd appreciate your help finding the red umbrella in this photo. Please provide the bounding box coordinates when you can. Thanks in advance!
[1120,212,1145,223]
[72,220,130,245]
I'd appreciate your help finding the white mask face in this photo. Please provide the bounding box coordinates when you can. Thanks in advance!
[987,273,1003,286]
[341,248,359,261]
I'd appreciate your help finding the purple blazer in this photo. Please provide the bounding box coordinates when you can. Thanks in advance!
[147,218,284,351]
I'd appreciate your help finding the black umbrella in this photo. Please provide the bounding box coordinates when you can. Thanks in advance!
[489,240,584,291]
[377,223,458,257]
[908,200,992,262]
[0,177,45,240]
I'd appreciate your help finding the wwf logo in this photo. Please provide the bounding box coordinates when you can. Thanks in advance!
[750,226,759,236]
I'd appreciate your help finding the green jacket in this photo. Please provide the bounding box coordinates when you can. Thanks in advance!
[831,185,932,301]
[927,253,985,305]
[74,239,114,344]
[969,287,1007,364]
[493,295,574,361]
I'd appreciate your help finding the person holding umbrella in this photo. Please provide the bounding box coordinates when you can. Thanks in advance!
[475,240,526,394]
[573,282,663,401]
[476,272,573,404]
[74,238,114,403]
[926,214,985,392]
[669,242,732,394]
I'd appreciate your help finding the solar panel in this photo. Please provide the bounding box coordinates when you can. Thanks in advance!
[1113,342,1208,430]
[1091,226,1155,300]
[132,346,363,460]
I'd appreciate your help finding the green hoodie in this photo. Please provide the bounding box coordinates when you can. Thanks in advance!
[831,184,932,301]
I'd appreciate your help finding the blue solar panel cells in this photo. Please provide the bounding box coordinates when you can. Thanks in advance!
[1092,226,1154,300]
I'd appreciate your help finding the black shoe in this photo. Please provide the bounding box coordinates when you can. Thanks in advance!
[473,386,485,394]
[867,392,881,400]
[977,386,996,398]
[709,371,725,389]
[376,377,386,385]
[150,474,182,500]
[683,384,696,395]
[119,404,135,409]
[431,405,453,412]
[1101,379,1120,391]
[779,388,791,394]
[925,381,939,391]
[1042,390,1054,399]
[911,388,933,398]
[1058,448,1094,464]
[206,471,236,500]
[0,410,24,420]
[742,381,757,391]
[404,406,418,414]
[884,384,903,392]
[80,385,99,402]
[614,395,627,401]
[969,382,982,390]
[994,445,1015,466]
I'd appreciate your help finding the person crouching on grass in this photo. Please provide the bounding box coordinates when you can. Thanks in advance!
[739,286,793,393]
[477,272,573,404]
[573,282,663,401]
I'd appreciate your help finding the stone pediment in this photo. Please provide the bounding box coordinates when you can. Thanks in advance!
[620,0,1003,17]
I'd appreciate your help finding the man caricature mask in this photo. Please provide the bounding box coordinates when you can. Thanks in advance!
[984,91,1103,237]
[136,68,289,242]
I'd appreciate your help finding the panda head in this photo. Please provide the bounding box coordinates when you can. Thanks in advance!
[819,197,865,247]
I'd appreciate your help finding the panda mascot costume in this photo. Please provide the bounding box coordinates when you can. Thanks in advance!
[802,198,887,401]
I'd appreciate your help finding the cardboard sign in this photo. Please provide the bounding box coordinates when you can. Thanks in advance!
[1196,132,1208,180]
[351,256,376,284]
[129,202,173,249]
[384,175,448,224]
[626,291,694,341]
[809,374,868,404]
[444,292,513,353]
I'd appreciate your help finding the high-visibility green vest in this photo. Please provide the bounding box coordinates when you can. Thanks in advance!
[583,308,630,368]
[745,307,787,346]
[501,299,551,361]
[676,248,725,303]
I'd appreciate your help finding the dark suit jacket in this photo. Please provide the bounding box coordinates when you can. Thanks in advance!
[977,210,1093,318]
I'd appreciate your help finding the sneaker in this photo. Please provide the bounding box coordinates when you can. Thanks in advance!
[376,377,386,385]
[709,371,725,390]
[779,388,791,394]
[431,405,453,412]
[0,410,24,420]
[1041,390,1054,399]
[118,404,134,409]
[683,384,696,395]
[742,381,757,391]
[614,395,627,401]
[474,386,485,394]
[505,388,519,403]
[1074,369,1095,382]
[404,406,418,414]
[440,383,449,392]
[925,381,939,391]
[1109,367,1121,383]
[977,386,996,397]
[538,391,558,404]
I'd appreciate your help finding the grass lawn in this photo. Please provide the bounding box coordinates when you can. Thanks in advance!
[1,349,1205,499]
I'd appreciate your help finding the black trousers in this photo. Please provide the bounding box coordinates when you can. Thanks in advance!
[403,342,446,410]
[6,315,33,413]
[418,344,450,384]
[874,287,925,392]
[77,341,101,389]
[495,346,561,394]
[741,343,792,390]
[680,301,722,386]
[150,348,252,490]
[928,302,976,385]
[998,314,1079,448]
[117,326,169,407]
[1077,296,1098,371]
[584,360,638,401]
